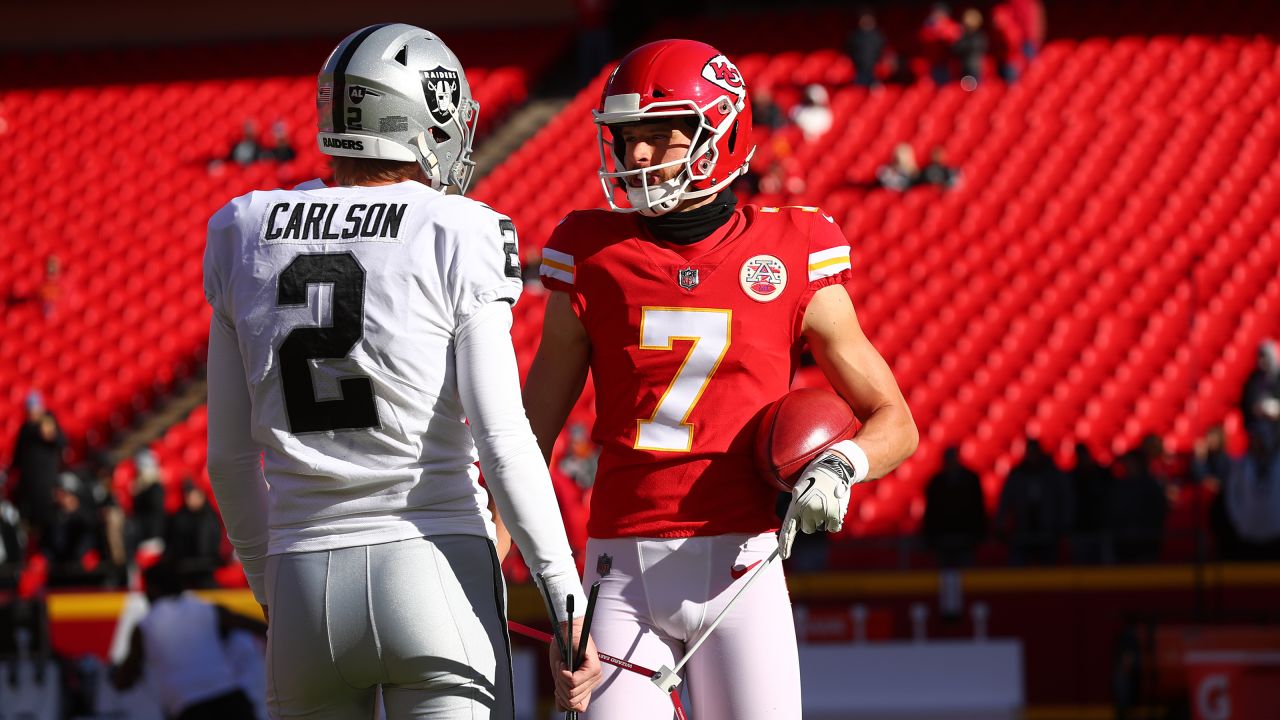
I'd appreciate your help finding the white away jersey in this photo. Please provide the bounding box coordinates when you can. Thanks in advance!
[203,179,522,554]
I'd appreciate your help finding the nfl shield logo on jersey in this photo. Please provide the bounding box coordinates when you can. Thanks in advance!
[597,553,613,577]
[740,255,787,302]
[678,268,700,290]
[422,67,461,125]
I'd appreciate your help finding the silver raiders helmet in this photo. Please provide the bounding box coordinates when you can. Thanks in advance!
[317,23,480,193]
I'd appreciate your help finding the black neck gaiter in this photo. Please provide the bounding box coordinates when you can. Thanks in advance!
[640,189,739,245]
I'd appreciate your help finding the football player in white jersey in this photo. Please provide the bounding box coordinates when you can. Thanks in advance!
[203,24,600,719]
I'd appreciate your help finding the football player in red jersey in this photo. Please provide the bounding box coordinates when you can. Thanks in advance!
[523,39,918,718]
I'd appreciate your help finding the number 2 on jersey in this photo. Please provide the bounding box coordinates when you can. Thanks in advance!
[635,307,732,452]
[277,252,379,434]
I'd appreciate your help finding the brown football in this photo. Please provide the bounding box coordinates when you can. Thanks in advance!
[754,388,858,491]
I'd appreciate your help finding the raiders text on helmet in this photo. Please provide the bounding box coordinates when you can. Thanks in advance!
[594,39,756,216]
[317,23,481,193]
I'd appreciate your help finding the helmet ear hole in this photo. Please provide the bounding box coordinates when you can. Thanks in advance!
[429,126,450,142]
[394,46,408,66]
[728,121,738,153]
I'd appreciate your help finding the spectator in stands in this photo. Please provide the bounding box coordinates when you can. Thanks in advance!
[558,423,600,490]
[1219,426,1280,560]
[1106,449,1168,563]
[1190,425,1237,560]
[744,158,807,200]
[40,254,61,318]
[1191,425,1232,488]
[0,498,21,588]
[10,390,65,548]
[165,480,224,588]
[995,438,1074,565]
[1071,443,1114,564]
[78,453,126,586]
[919,3,963,84]
[953,8,989,87]
[113,559,264,719]
[740,136,804,199]
[1140,433,1175,486]
[846,8,886,88]
[877,143,921,191]
[751,86,786,131]
[46,472,101,584]
[790,84,833,141]
[1010,0,1046,63]
[1241,339,1280,463]
[268,120,296,163]
[990,2,1025,82]
[919,146,960,189]
[922,446,987,568]
[130,449,167,552]
[226,120,264,166]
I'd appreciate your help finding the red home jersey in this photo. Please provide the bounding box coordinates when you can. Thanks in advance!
[539,205,854,538]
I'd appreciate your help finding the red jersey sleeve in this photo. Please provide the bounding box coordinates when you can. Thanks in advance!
[539,213,579,293]
[795,207,853,329]
[539,211,592,319]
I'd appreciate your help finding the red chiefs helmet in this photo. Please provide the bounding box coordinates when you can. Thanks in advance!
[594,39,756,216]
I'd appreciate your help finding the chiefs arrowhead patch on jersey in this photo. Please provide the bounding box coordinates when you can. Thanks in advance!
[739,254,787,302]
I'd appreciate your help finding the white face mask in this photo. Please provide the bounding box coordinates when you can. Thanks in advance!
[624,171,687,217]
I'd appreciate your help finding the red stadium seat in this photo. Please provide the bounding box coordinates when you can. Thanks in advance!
[5,27,1277,551]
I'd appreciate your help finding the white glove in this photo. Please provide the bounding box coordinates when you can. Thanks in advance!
[778,440,869,559]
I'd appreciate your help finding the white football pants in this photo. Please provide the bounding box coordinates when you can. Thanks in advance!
[582,533,801,720]
[265,535,513,720]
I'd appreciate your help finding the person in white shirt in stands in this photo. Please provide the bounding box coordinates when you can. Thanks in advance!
[203,23,600,719]
[791,83,834,141]
[112,559,264,719]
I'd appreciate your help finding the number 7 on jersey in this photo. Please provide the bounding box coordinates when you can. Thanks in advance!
[635,307,732,452]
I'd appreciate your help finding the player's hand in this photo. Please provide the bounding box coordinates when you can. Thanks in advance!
[550,619,602,713]
[779,450,859,559]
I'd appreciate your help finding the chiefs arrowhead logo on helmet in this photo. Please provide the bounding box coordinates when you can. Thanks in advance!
[702,55,746,101]
[592,40,757,217]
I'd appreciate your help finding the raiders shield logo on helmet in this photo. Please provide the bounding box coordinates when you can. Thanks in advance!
[422,67,461,125]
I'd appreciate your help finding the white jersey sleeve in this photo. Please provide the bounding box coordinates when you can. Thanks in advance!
[437,196,523,323]
[204,201,270,603]
[456,301,584,617]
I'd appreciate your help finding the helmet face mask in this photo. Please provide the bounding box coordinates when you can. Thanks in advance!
[593,40,756,216]
[317,24,480,193]
[598,104,722,217]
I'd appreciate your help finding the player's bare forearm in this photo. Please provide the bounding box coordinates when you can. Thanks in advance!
[803,285,918,479]
[523,292,591,463]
